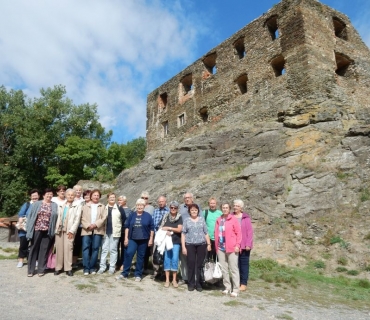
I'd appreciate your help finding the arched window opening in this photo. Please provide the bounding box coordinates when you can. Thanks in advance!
[235,74,248,94]
[234,37,246,59]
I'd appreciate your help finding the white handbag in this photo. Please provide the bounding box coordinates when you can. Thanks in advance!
[212,257,223,279]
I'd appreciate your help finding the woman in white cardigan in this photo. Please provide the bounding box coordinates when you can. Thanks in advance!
[98,193,126,274]
[54,189,82,276]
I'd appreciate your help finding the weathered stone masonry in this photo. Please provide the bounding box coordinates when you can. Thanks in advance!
[146,0,370,151]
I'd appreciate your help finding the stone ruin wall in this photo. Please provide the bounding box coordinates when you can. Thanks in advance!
[146,0,370,151]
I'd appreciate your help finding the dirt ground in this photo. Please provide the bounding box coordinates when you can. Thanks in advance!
[1,241,370,320]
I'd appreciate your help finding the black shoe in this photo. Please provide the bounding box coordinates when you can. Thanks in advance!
[188,286,195,291]
[196,286,203,292]
[66,271,73,276]
[54,270,62,276]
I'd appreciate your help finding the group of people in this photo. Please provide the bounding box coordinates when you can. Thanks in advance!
[17,187,253,297]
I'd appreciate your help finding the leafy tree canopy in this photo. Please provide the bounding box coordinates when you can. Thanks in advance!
[0,85,146,217]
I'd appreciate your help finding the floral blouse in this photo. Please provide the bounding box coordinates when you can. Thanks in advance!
[182,217,208,245]
[35,202,52,231]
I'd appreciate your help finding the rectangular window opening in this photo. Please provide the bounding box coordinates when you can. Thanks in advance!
[162,121,169,136]
[178,113,185,127]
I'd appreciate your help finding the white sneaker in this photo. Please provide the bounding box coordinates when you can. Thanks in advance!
[108,269,115,275]
[17,261,24,268]
[97,269,105,274]
[116,275,127,280]
[222,289,229,295]
[84,272,89,276]
[135,277,141,282]
[90,270,97,275]
[230,292,238,297]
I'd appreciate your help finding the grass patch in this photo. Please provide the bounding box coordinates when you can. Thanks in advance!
[223,300,246,307]
[337,171,351,180]
[364,233,370,240]
[357,279,370,289]
[251,258,278,271]
[75,284,98,292]
[2,247,18,253]
[206,290,223,297]
[347,270,359,276]
[337,256,348,266]
[0,254,18,260]
[360,187,370,202]
[135,287,144,291]
[330,236,343,245]
[250,259,370,309]
[252,259,298,288]
[321,252,332,260]
[276,314,294,320]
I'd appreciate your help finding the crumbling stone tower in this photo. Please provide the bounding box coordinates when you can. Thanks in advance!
[146,0,370,151]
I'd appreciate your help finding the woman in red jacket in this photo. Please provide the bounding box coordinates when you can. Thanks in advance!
[215,202,242,297]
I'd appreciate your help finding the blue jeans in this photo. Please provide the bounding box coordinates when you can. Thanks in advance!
[82,234,103,273]
[239,249,250,285]
[122,239,148,278]
[163,244,180,271]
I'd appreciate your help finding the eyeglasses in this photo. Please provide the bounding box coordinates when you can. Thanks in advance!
[141,197,148,200]
[170,207,177,209]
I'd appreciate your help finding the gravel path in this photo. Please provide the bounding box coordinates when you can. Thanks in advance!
[1,241,369,320]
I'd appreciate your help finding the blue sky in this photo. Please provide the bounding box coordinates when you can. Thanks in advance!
[1,0,369,144]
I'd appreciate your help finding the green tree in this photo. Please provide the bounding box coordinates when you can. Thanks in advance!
[0,85,146,217]
[0,85,112,216]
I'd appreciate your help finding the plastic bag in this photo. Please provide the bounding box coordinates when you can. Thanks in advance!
[213,259,222,279]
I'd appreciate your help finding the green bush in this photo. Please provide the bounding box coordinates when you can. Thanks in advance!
[364,233,370,240]
[330,236,343,245]
[313,260,326,269]
[347,270,359,276]
[336,267,348,273]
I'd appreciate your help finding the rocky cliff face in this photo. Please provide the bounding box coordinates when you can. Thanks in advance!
[112,0,370,275]
[114,102,370,273]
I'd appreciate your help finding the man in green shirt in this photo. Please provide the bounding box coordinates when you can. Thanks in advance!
[202,197,222,262]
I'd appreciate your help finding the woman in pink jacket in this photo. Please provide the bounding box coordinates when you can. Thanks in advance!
[214,202,242,297]
[232,199,254,292]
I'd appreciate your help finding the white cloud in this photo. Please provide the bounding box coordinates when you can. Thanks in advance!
[0,0,200,141]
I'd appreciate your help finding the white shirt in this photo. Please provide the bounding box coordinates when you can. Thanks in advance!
[73,197,84,206]
[52,197,67,206]
[91,203,98,224]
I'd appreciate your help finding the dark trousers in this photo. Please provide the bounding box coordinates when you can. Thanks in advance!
[143,243,151,270]
[73,227,82,257]
[28,230,53,274]
[209,240,217,262]
[116,230,125,269]
[239,249,251,285]
[18,236,29,259]
[122,239,148,278]
[186,243,207,289]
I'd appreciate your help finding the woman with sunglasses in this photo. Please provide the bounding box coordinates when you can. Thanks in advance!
[158,201,183,288]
